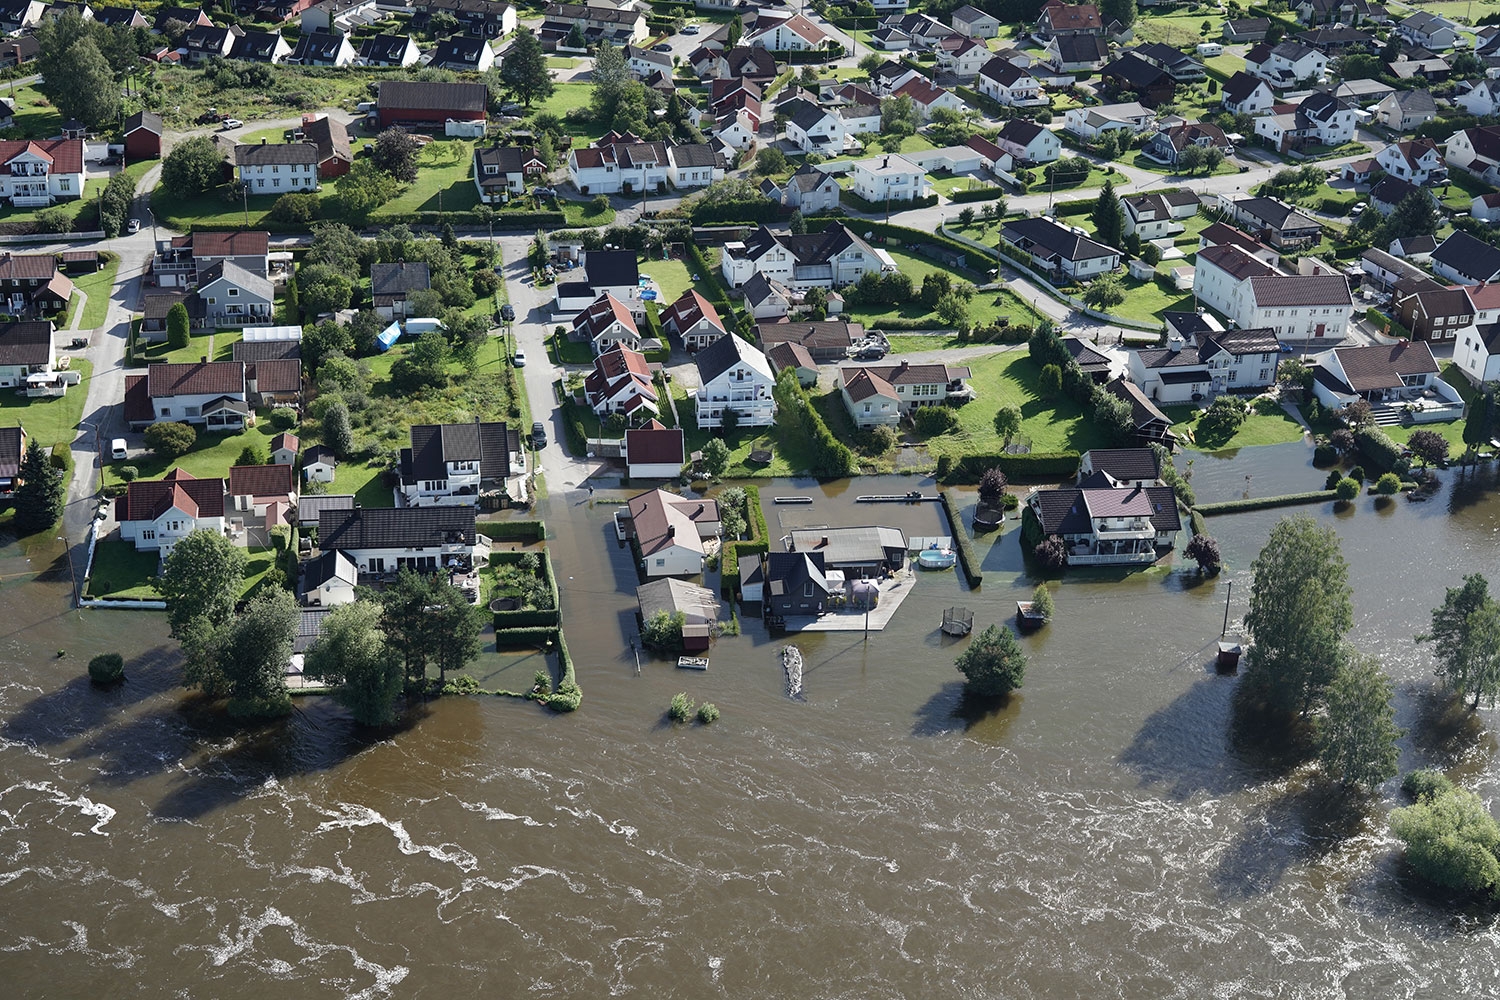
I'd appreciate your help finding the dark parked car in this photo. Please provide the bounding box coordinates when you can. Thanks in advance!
[500,303,515,322]
[531,422,546,447]
[653,42,672,51]
[854,346,886,360]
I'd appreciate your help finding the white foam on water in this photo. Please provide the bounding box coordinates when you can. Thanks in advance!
[314,802,479,872]
[456,797,546,827]
[0,780,114,835]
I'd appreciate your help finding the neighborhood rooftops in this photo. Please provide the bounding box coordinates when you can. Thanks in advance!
[400,421,515,483]
[1323,341,1438,392]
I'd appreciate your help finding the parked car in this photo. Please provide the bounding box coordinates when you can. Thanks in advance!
[110,439,128,460]
[683,24,700,33]
[853,346,886,360]
[513,349,527,366]
[531,421,546,447]
[127,218,140,234]
[653,42,672,51]
[500,303,515,322]
[221,118,243,130]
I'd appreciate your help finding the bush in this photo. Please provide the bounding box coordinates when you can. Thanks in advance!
[668,691,695,722]
[1391,785,1500,897]
[1403,768,1455,802]
[1374,472,1401,496]
[270,192,320,224]
[1034,534,1067,570]
[697,702,720,724]
[117,465,138,482]
[144,421,197,458]
[912,405,959,435]
[1354,426,1403,472]
[1335,477,1359,501]
[589,194,610,215]
[1195,395,1249,445]
[87,652,124,685]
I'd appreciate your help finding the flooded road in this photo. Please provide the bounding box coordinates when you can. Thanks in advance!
[3,457,1500,997]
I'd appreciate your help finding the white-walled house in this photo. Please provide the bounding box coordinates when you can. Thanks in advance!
[782,98,848,155]
[0,138,84,207]
[1310,341,1441,409]
[1444,125,1500,184]
[1193,243,1353,339]
[138,361,250,430]
[624,488,720,577]
[994,118,1061,164]
[1128,326,1281,403]
[584,345,659,419]
[115,470,228,556]
[1222,71,1276,116]
[303,550,357,606]
[848,153,931,203]
[623,422,685,479]
[236,141,321,193]
[318,506,489,576]
[573,292,642,355]
[1455,321,1500,385]
[720,224,893,291]
[1122,191,1200,240]
[1375,138,1447,185]
[0,320,52,388]
[977,57,1045,106]
[395,422,522,507]
[694,333,776,429]
[1244,40,1328,88]
[1000,216,1121,280]
[837,359,972,427]
[1063,102,1154,139]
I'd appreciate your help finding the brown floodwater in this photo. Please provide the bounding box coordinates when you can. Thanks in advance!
[4,447,1500,998]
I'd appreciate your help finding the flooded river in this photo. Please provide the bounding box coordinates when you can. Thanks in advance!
[4,447,1500,997]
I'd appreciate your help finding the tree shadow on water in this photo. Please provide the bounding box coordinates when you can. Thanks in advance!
[1401,681,1497,774]
[1212,779,1375,900]
[912,681,1020,738]
[1118,676,1315,800]
[1,644,182,748]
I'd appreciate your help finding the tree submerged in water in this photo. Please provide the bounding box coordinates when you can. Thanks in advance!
[955,624,1027,698]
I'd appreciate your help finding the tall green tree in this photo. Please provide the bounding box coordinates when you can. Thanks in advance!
[381,569,441,686]
[1419,574,1500,710]
[12,438,63,535]
[590,40,630,121]
[36,18,120,130]
[429,585,485,682]
[371,127,421,182]
[1099,0,1137,29]
[1242,515,1354,715]
[1091,180,1125,250]
[304,601,404,726]
[955,624,1027,698]
[1463,388,1495,455]
[166,302,190,349]
[321,397,355,458]
[497,29,554,107]
[1317,653,1402,789]
[155,529,246,639]
[216,588,299,717]
[161,136,225,199]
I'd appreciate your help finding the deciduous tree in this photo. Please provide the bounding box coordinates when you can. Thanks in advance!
[215,587,299,717]
[701,436,730,477]
[144,421,196,458]
[1242,515,1353,715]
[304,601,404,726]
[1317,652,1402,789]
[1407,428,1449,469]
[1391,783,1500,896]
[372,127,422,181]
[955,623,1027,697]
[161,136,225,199]
[296,263,353,317]
[1185,533,1221,575]
[1419,574,1500,710]
[155,529,245,639]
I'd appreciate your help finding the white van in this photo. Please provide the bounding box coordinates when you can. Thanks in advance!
[110,438,127,460]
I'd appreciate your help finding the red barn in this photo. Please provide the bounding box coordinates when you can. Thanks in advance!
[302,114,352,179]
[374,80,488,131]
[123,110,163,162]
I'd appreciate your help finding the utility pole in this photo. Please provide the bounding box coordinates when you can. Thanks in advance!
[242,181,248,228]
[1222,580,1232,636]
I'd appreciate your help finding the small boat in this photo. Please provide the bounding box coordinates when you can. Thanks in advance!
[677,656,709,671]
[774,496,813,504]
[917,546,956,569]
[856,492,931,503]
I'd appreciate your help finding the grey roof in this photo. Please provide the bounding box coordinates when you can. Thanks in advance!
[1082,448,1160,484]
[781,96,834,132]
[377,80,488,114]
[787,163,834,193]
[1002,216,1121,263]
[358,34,417,64]
[0,425,21,480]
[787,526,907,567]
[370,261,431,297]
[198,259,273,302]
[291,29,349,62]
[232,339,300,363]
[318,506,478,551]
[1432,232,1500,281]
[235,142,320,166]
[298,492,353,525]
[304,549,356,590]
[766,551,829,600]
[400,422,513,483]
[123,110,163,136]
[430,34,488,67]
[636,577,719,625]
[0,320,52,366]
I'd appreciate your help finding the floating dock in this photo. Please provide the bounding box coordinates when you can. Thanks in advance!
[677,656,709,671]
[774,496,813,504]
[856,492,932,503]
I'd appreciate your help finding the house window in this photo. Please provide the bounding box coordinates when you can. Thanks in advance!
[58,179,69,192]
[655,558,665,567]
[228,288,238,296]
[160,407,171,416]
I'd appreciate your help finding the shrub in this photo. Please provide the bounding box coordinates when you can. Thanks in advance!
[1374,472,1401,496]
[1403,768,1455,802]
[589,194,610,215]
[1354,426,1402,471]
[117,465,138,482]
[270,192,320,224]
[912,405,959,435]
[1034,534,1067,570]
[697,702,720,724]
[668,691,695,722]
[1390,785,1500,897]
[1195,395,1249,445]
[441,674,480,695]
[1039,363,1062,398]
[866,424,897,452]
[270,407,298,430]
[1334,477,1360,501]
[1030,583,1054,619]
[1348,465,1366,483]
[87,652,124,685]
[144,421,196,458]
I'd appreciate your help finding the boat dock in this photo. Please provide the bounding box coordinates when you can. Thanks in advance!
[856,492,934,503]
[774,496,813,504]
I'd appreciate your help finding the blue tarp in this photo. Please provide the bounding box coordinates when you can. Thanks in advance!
[376,322,402,351]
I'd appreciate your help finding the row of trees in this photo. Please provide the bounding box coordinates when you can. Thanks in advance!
[155,531,482,724]
[1028,323,1136,446]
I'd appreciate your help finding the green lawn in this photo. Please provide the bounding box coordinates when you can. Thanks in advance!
[545,56,578,69]
[72,253,121,330]
[931,174,1004,197]
[4,83,61,139]
[379,139,479,215]
[117,416,283,483]
[132,328,242,368]
[329,458,392,508]
[84,539,277,600]
[1129,153,1238,177]
[1385,420,1467,452]
[824,132,936,166]
[921,350,1109,460]
[1171,408,1306,451]
[1134,10,1227,48]
[639,256,725,311]
[1104,275,1194,325]
[1203,53,1247,81]
[0,358,92,449]
[667,381,820,477]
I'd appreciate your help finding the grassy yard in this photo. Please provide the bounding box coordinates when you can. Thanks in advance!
[843,247,1047,329]
[4,83,61,139]
[71,253,121,330]
[1129,153,1238,178]
[1134,11,1227,48]
[1105,275,1195,326]
[1203,53,1247,81]
[666,381,820,476]
[147,64,382,130]
[1171,408,1306,451]
[921,350,1109,460]
[114,416,283,483]
[639,256,730,312]
[131,328,242,368]
[1385,419,1467,452]
[85,539,277,600]
[0,358,92,449]
[824,132,936,166]
[328,458,392,508]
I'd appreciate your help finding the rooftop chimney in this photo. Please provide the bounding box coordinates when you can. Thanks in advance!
[668,525,676,538]
[261,137,266,145]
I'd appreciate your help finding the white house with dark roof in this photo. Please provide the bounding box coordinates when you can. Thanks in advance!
[1378,88,1438,130]
[1026,482,1180,566]
[370,261,430,320]
[1128,325,1282,403]
[1245,40,1328,88]
[1397,11,1460,49]
[1143,123,1232,166]
[554,248,640,314]
[660,290,728,352]
[289,29,356,66]
[977,57,1045,106]
[1454,320,1500,385]
[1309,341,1441,408]
[473,145,545,201]
[1193,243,1352,339]
[236,141,321,193]
[1375,138,1447,185]
[694,334,776,429]
[318,505,488,576]
[994,118,1061,164]
[0,319,52,388]
[1121,191,1200,239]
[1432,232,1500,286]
[1217,195,1323,250]
[1077,448,1162,488]
[836,359,972,426]
[135,361,249,430]
[303,550,357,607]
[1041,33,1109,72]
[781,98,848,155]
[623,421,684,479]
[1222,71,1276,116]
[623,488,720,577]
[936,35,992,80]
[720,224,892,291]
[1000,216,1122,280]
[0,138,84,207]
[1444,125,1500,184]
[745,12,829,50]
[769,163,841,215]
[573,292,642,355]
[396,421,521,506]
[1034,0,1104,40]
[666,144,723,189]
[357,33,422,67]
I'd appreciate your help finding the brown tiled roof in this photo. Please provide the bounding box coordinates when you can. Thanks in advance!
[146,361,246,399]
[756,320,863,352]
[1197,243,1278,281]
[627,488,718,556]
[851,359,970,385]
[1332,342,1438,392]
[0,252,55,281]
[192,231,269,258]
[117,469,227,522]
[0,320,51,366]
[229,463,296,499]
[123,373,151,424]
[843,369,897,403]
[248,359,301,393]
[766,341,816,372]
[0,139,82,175]
[271,432,299,453]
[660,290,723,335]
[303,115,351,165]
[1248,274,1351,307]
[625,426,685,466]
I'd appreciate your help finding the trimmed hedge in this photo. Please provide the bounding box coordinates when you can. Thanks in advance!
[949,186,1007,203]
[1196,490,1338,515]
[493,625,559,647]
[839,189,939,213]
[744,484,769,544]
[478,520,547,542]
[939,490,982,588]
[942,451,1081,483]
[1354,426,1403,472]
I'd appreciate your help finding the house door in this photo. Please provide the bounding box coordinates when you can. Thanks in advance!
[1314,324,1325,337]
[369,558,385,574]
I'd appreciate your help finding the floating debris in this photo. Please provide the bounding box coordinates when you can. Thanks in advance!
[781,645,804,699]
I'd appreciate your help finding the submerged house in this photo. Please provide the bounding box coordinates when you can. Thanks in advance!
[623,488,721,577]
[1026,482,1182,566]
[784,526,906,577]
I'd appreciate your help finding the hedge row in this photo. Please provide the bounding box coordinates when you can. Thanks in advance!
[939,490,982,588]
[489,548,562,629]
[684,241,741,337]
[949,186,1007,203]
[478,520,547,542]
[839,189,939,213]
[1355,426,1403,472]
[721,538,770,599]
[939,451,1081,483]
[493,625,559,647]
[744,484,769,544]
[1196,490,1338,515]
